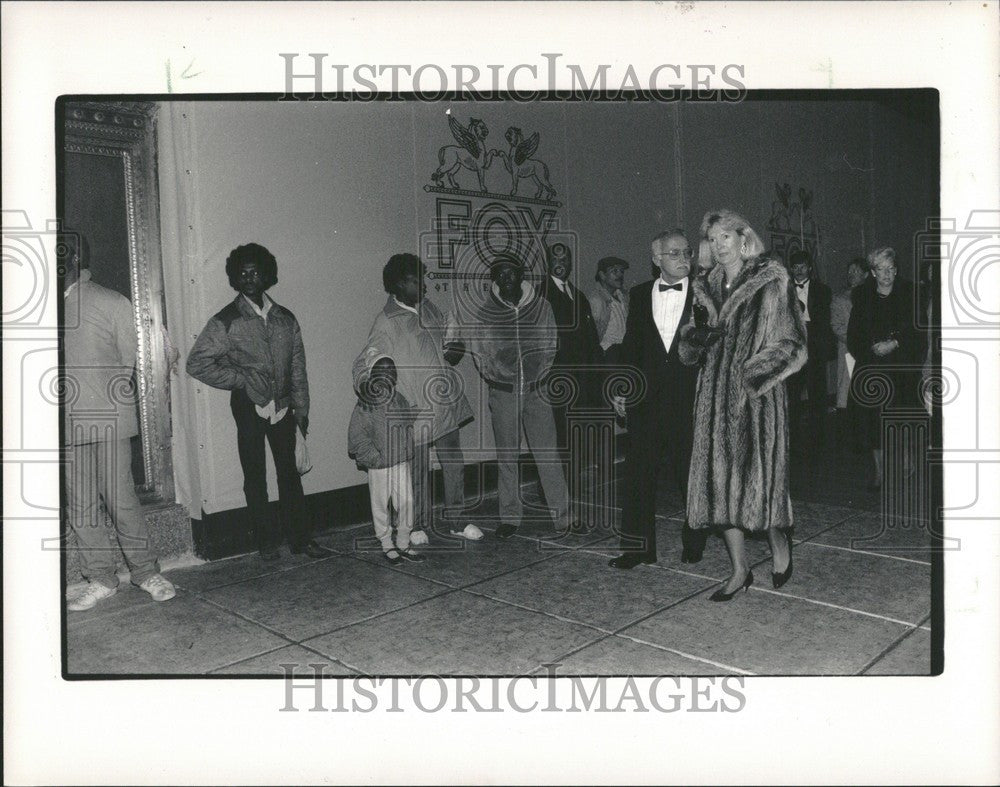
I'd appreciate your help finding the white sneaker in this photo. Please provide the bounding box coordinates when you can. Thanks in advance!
[67,582,117,611]
[139,573,176,602]
[450,523,484,541]
[409,530,429,546]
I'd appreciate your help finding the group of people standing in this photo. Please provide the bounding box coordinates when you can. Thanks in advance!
[63,207,926,612]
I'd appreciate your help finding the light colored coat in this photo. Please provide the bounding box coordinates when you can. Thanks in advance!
[353,297,473,445]
[679,256,807,532]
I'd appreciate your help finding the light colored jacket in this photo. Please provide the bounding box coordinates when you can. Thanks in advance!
[352,297,473,444]
[63,270,139,445]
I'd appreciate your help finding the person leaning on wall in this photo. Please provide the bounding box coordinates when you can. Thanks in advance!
[186,243,329,561]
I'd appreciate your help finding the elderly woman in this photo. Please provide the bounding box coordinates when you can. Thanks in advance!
[679,210,807,600]
[847,247,921,489]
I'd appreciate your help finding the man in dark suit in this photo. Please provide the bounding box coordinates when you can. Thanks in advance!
[787,250,835,449]
[609,229,707,569]
[540,242,602,469]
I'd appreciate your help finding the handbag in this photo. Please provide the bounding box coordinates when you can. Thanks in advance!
[295,425,312,475]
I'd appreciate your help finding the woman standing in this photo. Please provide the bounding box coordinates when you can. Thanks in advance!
[847,247,921,489]
[679,210,808,600]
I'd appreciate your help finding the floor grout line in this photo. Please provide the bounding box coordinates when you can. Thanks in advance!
[751,586,923,628]
[799,540,932,566]
[857,613,932,675]
[610,632,756,676]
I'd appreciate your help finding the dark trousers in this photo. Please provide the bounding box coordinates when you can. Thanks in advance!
[231,390,309,551]
[619,404,706,559]
[789,341,829,446]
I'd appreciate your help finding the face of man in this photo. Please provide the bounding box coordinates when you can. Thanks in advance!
[237,260,265,302]
[395,269,426,307]
[652,235,691,283]
[847,263,867,288]
[599,264,627,292]
[791,261,811,284]
[492,262,524,303]
[547,248,572,281]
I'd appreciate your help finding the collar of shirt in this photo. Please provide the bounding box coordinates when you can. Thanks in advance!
[392,296,419,316]
[243,292,273,321]
[550,275,572,298]
[64,269,91,298]
[492,280,535,310]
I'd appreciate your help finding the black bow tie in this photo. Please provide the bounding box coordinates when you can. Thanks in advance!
[795,281,808,289]
[659,282,682,292]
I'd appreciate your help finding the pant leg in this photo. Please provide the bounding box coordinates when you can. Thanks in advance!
[433,429,465,529]
[66,442,118,588]
[231,391,273,552]
[367,468,395,551]
[266,411,308,548]
[390,462,414,550]
[618,408,664,555]
[410,438,431,534]
[487,387,522,527]
[521,387,570,529]
[668,424,708,556]
[836,346,850,409]
[99,439,159,585]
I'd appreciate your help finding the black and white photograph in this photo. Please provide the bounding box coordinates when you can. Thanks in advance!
[3,2,998,784]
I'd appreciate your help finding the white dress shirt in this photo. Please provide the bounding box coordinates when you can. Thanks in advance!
[652,276,687,353]
[550,275,573,301]
[243,293,288,424]
[795,279,811,323]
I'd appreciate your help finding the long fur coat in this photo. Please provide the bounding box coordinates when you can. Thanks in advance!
[678,256,807,532]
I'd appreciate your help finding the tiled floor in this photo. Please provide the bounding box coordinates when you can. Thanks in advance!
[66,443,937,677]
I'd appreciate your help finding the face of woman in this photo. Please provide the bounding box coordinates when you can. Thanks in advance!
[872,260,897,291]
[707,224,744,266]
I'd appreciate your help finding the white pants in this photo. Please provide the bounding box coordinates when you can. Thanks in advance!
[367,462,413,551]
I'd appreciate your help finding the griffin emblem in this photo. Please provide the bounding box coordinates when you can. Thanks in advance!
[431,116,498,192]
[499,126,557,200]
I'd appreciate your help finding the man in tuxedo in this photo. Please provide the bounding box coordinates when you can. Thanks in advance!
[540,242,602,470]
[609,229,707,569]
[787,250,835,449]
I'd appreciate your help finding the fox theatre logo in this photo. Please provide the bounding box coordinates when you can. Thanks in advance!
[420,113,568,300]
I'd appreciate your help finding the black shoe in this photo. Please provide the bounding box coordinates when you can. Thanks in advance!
[608,552,656,570]
[383,549,403,565]
[259,548,280,562]
[291,540,332,559]
[709,570,754,602]
[680,545,704,564]
[495,523,519,540]
[397,548,426,563]
[772,531,794,589]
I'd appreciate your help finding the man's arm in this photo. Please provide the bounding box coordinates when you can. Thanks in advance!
[290,318,309,432]
[113,293,139,370]
[185,317,247,390]
[588,291,610,341]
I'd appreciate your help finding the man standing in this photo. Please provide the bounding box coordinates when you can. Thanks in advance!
[787,250,835,449]
[540,242,602,456]
[609,229,707,569]
[187,243,327,561]
[587,256,631,364]
[352,253,480,544]
[63,232,176,610]
[830,258,868,448]
[451,253,580,539]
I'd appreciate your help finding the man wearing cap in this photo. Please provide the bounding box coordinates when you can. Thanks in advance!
[609,229,708,569]
[540,242,603,462]
[588,256,631,365]
[448,253,579,539]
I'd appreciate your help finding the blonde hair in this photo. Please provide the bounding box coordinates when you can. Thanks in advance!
[867,246,897,271]
[699,209,766,268]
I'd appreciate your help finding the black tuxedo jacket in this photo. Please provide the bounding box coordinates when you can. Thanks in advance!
[541,277,601,368]
[797,278,835,361]
[618,279,698,429]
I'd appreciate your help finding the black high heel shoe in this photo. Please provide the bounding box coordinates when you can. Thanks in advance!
[709,570,754,602]
[772,530,794,589]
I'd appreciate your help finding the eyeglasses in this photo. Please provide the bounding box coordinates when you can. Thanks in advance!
[654,249,694,260]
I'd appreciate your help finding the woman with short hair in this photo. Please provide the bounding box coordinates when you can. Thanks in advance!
[679,210,808,600]
[847,247,921,489]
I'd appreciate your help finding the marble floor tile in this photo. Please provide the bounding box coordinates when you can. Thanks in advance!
[467,550,715,631]
[67,592,286,674]
[303,591,604,675]
[781,542,930,624]
[210,644,358,676]
[203,556,451,640]
[553,634,741,675]
[165,549,321,592]
[863,628,932,675]
[66,581,158,627]
[621,589,909,675]
[812,511,939,559]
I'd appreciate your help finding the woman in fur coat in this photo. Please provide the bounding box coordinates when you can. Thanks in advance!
[679,210,808,601]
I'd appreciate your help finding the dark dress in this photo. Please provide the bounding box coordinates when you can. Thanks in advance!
[846,278,922,447]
